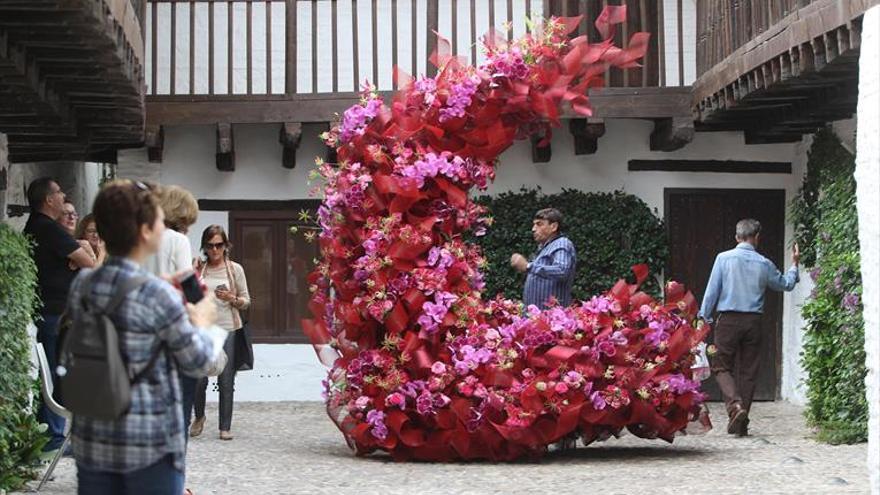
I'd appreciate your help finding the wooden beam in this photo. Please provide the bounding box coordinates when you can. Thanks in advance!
[216,123,235,171]
[146,87,693,126]
[628,159,791,174]
[145,124,164,163]
[650,117,694,151]
[568,119,605,155]
[87,148,118,164]
[530,134,551,163]
[279,122,302,169]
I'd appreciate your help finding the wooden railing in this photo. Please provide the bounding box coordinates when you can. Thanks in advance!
[145,0,691,100]
[696,0,817,77]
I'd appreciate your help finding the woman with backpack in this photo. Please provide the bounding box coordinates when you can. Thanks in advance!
[190,225,251,441]
[65,180,225,495]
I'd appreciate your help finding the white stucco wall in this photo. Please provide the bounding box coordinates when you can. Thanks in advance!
[855,6,880,492]
[127,119,813,402]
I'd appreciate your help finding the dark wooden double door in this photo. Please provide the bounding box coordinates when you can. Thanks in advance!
[665,188,786,401]
[229,209,319,344]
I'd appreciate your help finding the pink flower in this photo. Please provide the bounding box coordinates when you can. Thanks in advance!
[554,382,569,394]
[431,361,447,375]
[385,392,406,409]
[355,396,371,410]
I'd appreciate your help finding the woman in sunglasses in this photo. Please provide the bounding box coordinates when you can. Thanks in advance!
[191,225,250,441]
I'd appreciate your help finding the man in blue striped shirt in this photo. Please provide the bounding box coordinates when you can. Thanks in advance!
[699,218,800,438]
[511,208,577,309]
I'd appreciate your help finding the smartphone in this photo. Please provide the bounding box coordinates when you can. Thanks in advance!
[180,272,204,303]
[215,284,228,292]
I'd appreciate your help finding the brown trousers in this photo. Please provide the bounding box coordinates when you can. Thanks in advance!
[711,312,763,417]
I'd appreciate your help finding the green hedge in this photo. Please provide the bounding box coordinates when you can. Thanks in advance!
[791,128,867,444]
[0,223,46,490]
[471,188,668,301]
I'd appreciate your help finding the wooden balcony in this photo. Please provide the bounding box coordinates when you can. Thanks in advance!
[144,0,697,160]
[693,0,879,143]
[0,0,147,163]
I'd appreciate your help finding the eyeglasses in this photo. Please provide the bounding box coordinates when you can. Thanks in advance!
[206,242,226,250]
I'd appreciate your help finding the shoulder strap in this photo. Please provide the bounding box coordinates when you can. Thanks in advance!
[131,346,165,383]
[106,276,150,313]
[108,275,162,383]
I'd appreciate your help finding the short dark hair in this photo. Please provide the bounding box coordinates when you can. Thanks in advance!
[93,180,161,256]
[534,208,563,231]
[27,177,57,210]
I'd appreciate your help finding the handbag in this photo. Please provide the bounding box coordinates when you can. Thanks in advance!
[224,260,254,372]
[233,323,254,372]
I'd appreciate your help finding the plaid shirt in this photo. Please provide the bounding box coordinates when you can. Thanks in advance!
[523,235,577,309]
[67,257,216,473]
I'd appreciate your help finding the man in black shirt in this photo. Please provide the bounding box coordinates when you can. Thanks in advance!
[23,177,95,451]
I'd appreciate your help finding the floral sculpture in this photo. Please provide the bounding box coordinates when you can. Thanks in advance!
[303,6,709,461]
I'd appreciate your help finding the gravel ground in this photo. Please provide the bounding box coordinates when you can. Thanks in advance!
[17,401,869,495]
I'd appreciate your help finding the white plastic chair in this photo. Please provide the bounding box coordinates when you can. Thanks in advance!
[33,342,72,492]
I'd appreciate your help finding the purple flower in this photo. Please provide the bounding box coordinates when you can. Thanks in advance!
[590,391,607,410]
[842,292,861,313]
[809,267,821,282]
[366,409,388,440]
[416,390,435,415]
[439,75,481,122]
[423,301,448,323]
[667,374,699,394]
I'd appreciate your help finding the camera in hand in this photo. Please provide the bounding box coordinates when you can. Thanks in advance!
[180,272,204,303]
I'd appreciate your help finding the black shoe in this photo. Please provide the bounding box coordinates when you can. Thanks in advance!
[735,417,750,437]
[727,404,748,435]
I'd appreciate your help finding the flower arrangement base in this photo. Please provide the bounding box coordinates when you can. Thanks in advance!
[303,7,711,462]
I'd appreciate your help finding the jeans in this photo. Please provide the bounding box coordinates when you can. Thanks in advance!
[77,455,184,495]
[36,313,66,451]
[194,332,236,431]
[180,374,198,432]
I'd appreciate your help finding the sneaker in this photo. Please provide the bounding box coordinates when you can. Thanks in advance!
[219,430,233,441]
[190,416,206,438]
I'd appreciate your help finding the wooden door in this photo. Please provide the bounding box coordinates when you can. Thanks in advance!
[665,188,786,401]
[230,208,319,344]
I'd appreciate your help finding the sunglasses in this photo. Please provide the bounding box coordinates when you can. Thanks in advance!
[206,242,226,250]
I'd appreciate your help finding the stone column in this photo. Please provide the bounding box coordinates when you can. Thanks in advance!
[855,6,880,493]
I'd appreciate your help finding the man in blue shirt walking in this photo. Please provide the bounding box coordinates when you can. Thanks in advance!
[511,208,577,309]
[699,218,800,437]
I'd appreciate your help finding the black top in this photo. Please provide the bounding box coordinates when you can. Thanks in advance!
[23,211,81,315]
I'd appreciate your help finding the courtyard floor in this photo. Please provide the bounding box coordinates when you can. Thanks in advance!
[18,401,868,495]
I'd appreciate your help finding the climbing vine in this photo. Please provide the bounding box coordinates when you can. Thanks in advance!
[791,128,866,444]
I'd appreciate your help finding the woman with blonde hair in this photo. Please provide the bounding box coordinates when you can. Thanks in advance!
[144,185,199,276]
[191,225,250,440]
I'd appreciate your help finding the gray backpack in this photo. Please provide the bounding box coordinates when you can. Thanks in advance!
[58,273,160,420]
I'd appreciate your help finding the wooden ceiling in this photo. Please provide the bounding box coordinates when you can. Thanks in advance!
[693,0,879,143]
[0,0,146,163]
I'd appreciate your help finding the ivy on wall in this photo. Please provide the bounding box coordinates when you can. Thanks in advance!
[0,224,47,490]
[791,128,867,444]
[471,188,668,302]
